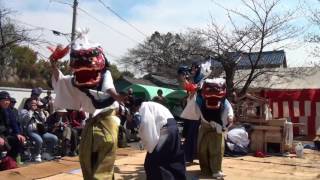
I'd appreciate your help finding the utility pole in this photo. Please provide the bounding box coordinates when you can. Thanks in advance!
[71,0,78,42]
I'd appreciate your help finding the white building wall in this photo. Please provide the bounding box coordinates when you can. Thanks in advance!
[0,87,55,110]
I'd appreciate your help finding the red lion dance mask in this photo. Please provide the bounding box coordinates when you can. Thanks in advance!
[48,33,108,88]
[201,78,226,110]
[69,47,107,87]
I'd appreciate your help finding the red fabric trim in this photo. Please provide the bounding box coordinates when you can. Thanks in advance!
[264,89,320,136]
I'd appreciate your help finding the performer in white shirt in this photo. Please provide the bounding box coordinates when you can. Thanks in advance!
[49,31,122,180]
[128,99,186,180]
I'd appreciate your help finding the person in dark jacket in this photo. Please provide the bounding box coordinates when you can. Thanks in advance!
[7,98,26,157]
[0,91,25,170]
[7,98,24,138]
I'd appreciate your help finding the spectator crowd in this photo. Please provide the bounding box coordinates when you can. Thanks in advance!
[0,88,88,170]
[0,82,239,180]
[0,87,145,171]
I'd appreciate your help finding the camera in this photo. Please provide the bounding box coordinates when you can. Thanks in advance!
[177,65,191,76]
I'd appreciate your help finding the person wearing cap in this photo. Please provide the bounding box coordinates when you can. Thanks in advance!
[7,98,21,136]
[0,91,25,169]
[128,99,186,180]
[6,98,26,155]
[0,91,12,152]
[47,108,78,156]
[178,64,201,164]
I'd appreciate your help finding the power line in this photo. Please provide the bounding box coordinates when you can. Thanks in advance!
[50,0,73,6]
[97,0,147,38]
[14,19,51,31]
[14,19,71,37]
[105,52,120,59]
[77,6,141,44]
[50,0,141,44]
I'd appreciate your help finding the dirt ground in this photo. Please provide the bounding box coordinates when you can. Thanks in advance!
[114,148,320,180]
[0,145,319,180]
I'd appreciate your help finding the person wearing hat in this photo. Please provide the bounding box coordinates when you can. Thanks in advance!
[178,63,201,164]
[0,91,25,169]
[7,97,26,153]
[47,108,78,156]
[191,61,204,84]
[0,91,11,150]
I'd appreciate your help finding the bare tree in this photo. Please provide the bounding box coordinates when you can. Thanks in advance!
[120,31,209,78]
[304,0,320,58]
[0,7,34,80]
[200,0,301,97]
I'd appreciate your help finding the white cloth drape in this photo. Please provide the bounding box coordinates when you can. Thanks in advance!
[138,102,173,153]
[52,70,115,114]
[179,93,201,121]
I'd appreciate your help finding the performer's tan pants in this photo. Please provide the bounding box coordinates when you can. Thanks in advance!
[198,123,225,176]
[79,110,119,180]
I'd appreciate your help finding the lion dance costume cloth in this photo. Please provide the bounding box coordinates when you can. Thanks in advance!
[49,34,119,180]
[178,63,234,178]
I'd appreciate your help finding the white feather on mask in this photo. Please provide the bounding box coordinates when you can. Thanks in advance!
[200,60,212,78]
[72,28,100,50]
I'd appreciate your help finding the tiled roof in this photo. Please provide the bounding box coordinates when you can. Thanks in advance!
[211,50,286,68]
[149,74,179,87]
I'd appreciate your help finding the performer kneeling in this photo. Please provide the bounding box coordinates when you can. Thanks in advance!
[128,99,186,180]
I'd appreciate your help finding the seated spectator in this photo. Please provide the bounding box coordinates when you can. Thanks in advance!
[47,109,78,156]
[25,99,58,162]
[23,87,43,110]
[7,98,26,163]
[38,104,50,120]
[0,91,25,170]
[67,109,86,135]
[41,90,54,115]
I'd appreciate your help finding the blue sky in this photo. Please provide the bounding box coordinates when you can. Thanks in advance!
[2,0,320,69]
